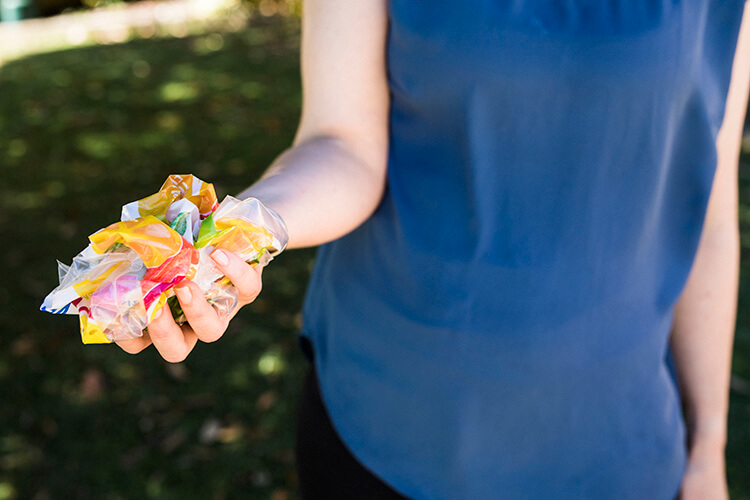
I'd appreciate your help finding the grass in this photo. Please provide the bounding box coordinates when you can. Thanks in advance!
[1,11,750,500]
[0,17,312,500]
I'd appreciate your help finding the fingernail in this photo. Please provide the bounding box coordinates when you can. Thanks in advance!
[212,249,229,266]
[176,286,192,305]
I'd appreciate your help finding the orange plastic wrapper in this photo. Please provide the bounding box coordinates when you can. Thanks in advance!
[121,174,219,220]
[41,175,288,344]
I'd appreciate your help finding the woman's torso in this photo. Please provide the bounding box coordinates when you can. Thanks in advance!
[301,1,746,498]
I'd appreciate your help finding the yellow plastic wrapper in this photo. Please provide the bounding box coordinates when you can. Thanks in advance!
[41,175,288,344]
[90,216,186,268]
[121,174,219,220]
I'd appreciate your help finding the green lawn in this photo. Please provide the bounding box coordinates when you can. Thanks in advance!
[1,13,749,500]
[0,17,312,500]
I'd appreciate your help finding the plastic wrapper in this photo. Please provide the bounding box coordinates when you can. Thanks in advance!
[41,174,288,344]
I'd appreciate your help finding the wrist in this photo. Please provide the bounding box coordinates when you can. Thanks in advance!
[685,409,727,447]
[687,421,727,457]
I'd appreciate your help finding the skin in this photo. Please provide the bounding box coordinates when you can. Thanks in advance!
[116,0,390,359]
[117,0,750,496]
[671,4,750,499]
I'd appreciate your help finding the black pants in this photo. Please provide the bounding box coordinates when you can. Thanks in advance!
[295,364,410,500]
[295,364,682,500]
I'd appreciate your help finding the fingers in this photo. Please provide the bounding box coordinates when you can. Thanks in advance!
[115,304,200,362]
[211,249,263,303]
[175,281,226,343]
[168,250,263,345]
[145,306,199,363]
[115,249,262,362]
[116,333,152,354]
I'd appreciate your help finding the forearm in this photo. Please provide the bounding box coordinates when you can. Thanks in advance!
[671,5,750,455]
[670,221,739,451]
[235,0,389,250]
[237,134,387,249]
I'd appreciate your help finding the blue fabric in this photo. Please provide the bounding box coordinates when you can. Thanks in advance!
[300,2,747,499]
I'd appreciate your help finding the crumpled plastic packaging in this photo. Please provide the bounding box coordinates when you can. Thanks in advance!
[40,174,288,344]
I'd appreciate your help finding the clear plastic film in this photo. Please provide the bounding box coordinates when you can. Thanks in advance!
[41,175,288,344]
[191,195,288,291]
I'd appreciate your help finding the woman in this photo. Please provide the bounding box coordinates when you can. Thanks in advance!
[118,1,750,498]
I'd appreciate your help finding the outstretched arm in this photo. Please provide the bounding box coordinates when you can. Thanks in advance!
[671,5,750,499]
[238,0,390,248]
[117,0,390,361]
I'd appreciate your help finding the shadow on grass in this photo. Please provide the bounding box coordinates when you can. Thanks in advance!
[0,16,313,500]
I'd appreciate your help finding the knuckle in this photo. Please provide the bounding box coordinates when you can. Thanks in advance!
[237,266,262,300]
[192,319,224,343]
[148,327,171,341]
[164,352,187,364]
[117,340,149,354]
[175,307,221,342]
[200,326,225,343]
[184,309,223,342]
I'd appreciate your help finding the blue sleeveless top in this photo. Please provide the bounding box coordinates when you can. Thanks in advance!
[301,2,746,498]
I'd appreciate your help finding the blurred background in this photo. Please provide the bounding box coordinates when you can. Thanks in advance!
[0,1,749,498]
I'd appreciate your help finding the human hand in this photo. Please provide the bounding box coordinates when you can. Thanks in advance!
[116,248,263,362]
[678,443,728,500]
